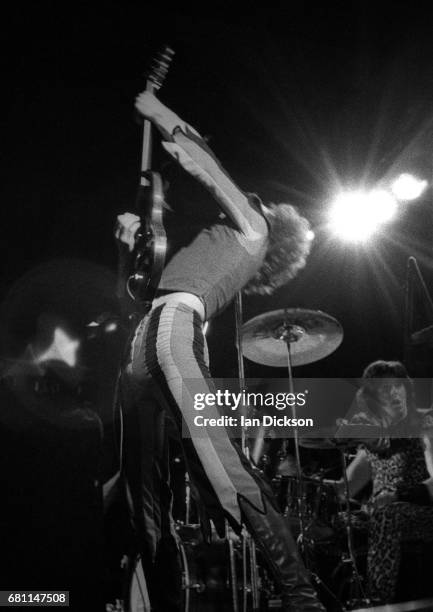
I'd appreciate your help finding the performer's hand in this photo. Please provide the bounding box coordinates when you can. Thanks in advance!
[135,91,194,141]
[115,212,141,253]
[135,91,164,121]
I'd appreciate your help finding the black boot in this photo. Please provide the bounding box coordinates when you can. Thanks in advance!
[239,496,325,612]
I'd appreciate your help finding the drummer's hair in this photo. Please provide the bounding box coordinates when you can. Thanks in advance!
[360,360,415,411]
[244,202,312,295]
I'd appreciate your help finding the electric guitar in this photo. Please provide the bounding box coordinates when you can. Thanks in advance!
[122,46,174,311]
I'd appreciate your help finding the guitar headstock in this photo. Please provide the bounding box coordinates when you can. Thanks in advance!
[146,46,175,91]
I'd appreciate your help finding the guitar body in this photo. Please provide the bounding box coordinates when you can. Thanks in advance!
[127,171,167,307]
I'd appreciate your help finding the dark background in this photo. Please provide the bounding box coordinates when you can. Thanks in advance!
[1,2,433,392]
[3,3,433,608]
[3,2,433,403]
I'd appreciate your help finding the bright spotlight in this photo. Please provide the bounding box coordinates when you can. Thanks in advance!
[306,229,315,242]
[391,173,428,201]
[329,189,398,242]
[367,189,398,222]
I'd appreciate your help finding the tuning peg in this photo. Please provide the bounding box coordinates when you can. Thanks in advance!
[146,45,175,90]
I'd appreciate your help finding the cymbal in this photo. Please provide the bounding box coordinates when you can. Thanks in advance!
[241,308,343,367]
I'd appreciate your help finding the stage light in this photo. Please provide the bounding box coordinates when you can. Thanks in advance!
[391,173,428,201]
[105,321,118,333]
[329,189,398,242]
[367,189,398,222]
[306,229,315,242]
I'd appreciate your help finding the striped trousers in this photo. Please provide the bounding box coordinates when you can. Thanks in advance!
[121,300,269,560]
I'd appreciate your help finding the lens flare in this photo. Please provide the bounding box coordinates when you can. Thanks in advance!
[329,190,398,242]
[391,173,428,202]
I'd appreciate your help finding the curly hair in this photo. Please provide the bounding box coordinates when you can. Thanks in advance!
[244,203,312,295]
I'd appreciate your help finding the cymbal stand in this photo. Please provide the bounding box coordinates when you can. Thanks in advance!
[185,472,191,525]
[278,315,341,611]
[276,313,308,561]
[235,293,248,456]
[337,449,369,608]
[227,522,240,612]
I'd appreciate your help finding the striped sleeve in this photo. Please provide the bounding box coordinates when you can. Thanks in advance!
[152,108,265,239]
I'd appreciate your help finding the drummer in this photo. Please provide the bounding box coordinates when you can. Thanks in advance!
[326,360,433,604]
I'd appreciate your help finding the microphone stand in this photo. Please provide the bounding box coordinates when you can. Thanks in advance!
[404,255,433,363]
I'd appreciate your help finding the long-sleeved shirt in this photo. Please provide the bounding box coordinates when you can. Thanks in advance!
[152,107,269,319]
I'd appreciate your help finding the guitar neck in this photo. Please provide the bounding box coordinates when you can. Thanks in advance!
[140,80,156,187]
[118,45,173,308]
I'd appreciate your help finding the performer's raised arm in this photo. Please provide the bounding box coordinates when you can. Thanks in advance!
[134,91,264,240]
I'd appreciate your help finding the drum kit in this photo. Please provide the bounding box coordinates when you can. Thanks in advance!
[122,308,371,611]
[238,307,370,611]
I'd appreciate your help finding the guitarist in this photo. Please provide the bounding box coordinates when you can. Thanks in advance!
[115,91,324,612]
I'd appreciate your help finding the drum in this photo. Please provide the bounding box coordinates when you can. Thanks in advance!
[272,475,338,527]
[177,523,268,612]
[178,523,230,612]
[124,523,265,612]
